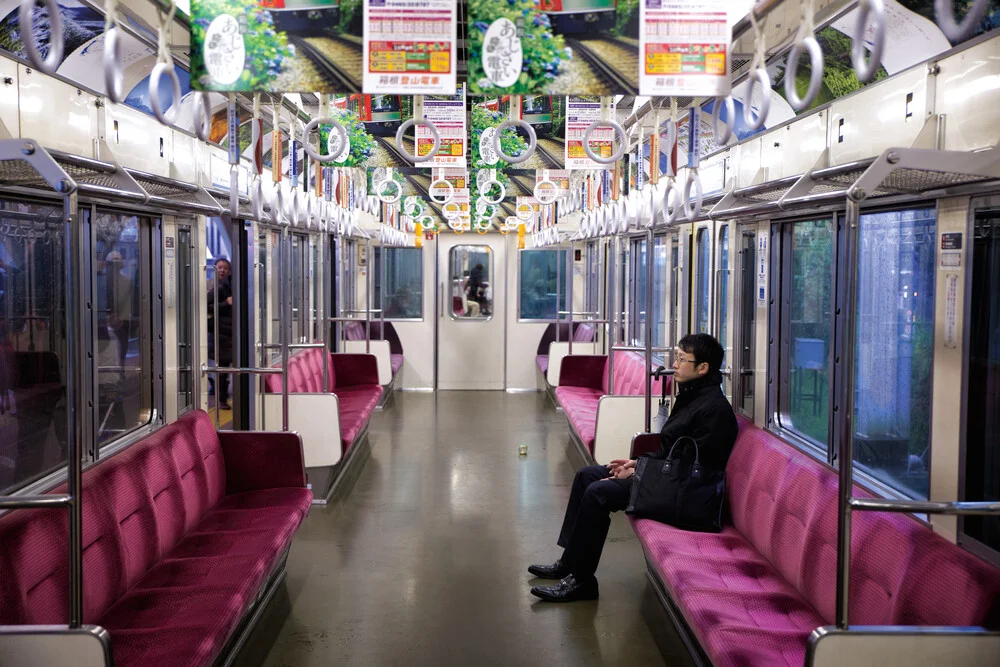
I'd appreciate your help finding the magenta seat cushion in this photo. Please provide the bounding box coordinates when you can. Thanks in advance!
[335,385,382,453]
[609,351,668,397]
[554,386,602,454]
[536,355,549,375]
[390,354,404,376]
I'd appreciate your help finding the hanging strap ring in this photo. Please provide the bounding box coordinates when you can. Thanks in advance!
[785,35,824,112]
[711,96,735,146]
[150,62,181,126]
[19,0,64,75]
[304,117,347,162]
[494,119,536,164]
[194,92,212,142]
[428,178,454,204]
[853,0,886,84]
[582,119,627,165]
[395,118,439,163]
[935,0,987,44]
[252,178,264,221]
[103,27,125,103]
[682,172,703,220]
[662,179,680,225]
[744,68,771,131]
[481,179,506,205]
[533,179,558,205]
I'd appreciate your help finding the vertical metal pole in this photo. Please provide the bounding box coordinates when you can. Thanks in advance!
[282,226,290,432]
[65,192,83,628]
[321,231,329,393]
[365,237,372,353]
[607,235,617,394]
[835,197,862,629]
[213,267,220,428]
[567,247,574,355]
[380,243,386,341]
[556,245,563,345]
[644,227,654,431]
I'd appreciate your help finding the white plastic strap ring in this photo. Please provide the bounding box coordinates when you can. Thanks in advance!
[744,68,771,131]
[103,27,125,104]
[682,172,704,220]
[935,0,987,44]
[582,120,627,165]
[853,0,886,84]
[785,36,824,112]
[429,178,454,204]
[711,96,735,146]
[395,118,440,163]
[533,179,558,205]
[150,62,181,126]
[19,0,64,76]
[443,201,461,220]
[252,179,264,221]
[494,119,537,164]
[194,92,212,142]
[660,118,677,153]
[481,179,506,205]
[662,180,680,225]
[304,117,347,162]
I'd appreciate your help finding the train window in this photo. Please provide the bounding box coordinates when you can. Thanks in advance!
[449,245,493,320]
[777,218,834,449]
[374,247,424,320]
[94,211,152,446]
[853,207,936,500]
[0,201,69,493]
[737,228,756,418]
[291,234,306,343]
[519,249,568,321]
[964,212,1000,552]
[584,242,600,318]
[718,225,731,391]
[312,239,321,340]
[629,238,648,344]
[176,226,194,415]
[652,235,668,350]
[669,234,680,349]
[695,228,711,335]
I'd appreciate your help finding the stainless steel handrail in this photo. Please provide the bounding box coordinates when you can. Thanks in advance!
[201,366,284,375]
[257,342,325,350]
[612,345,673,353]
[850,498,1000,515]
[0,494,73,509]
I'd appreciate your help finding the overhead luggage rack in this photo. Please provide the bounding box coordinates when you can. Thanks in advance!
[129,169,223,216]
[208,187,258,220]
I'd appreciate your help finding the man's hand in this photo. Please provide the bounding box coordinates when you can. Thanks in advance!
[614,465,635,479]
[225,296,233,306]
[606,459,637,477]
[606,458,630,470]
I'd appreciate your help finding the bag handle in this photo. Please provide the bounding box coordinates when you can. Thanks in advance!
[665,435,700,464]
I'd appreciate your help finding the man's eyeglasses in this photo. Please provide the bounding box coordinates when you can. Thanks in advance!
[673,355,698,366]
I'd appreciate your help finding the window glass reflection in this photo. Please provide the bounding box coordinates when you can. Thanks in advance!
[375,247,424,319]
[519,249,566,320]
[449,246,492,319]
[0,200,68,492]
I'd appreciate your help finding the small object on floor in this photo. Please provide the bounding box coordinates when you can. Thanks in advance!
[519,442,527,456]
[530,575,599,602]
[527,559,570,580]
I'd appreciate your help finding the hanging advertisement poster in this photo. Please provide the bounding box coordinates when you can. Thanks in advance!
[639,0,731,97]
[536,170,570,192]
[432,168,469,190]
[565,97,616,170]
[416,84,467,167]
[363,0,457,95]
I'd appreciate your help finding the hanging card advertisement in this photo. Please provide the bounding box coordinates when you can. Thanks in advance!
[565,97,616,170]
[191,0,365,92]
[536,170,570,192]
[467,0,641,96]
[416,84,467,167]
[363,0,457,95]
[639,0,731,97]
[432,168,469,190]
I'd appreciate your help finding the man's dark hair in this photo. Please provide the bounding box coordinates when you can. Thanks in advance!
[475,263,484,270]
[215,258,231,268]
[678,333,724,374]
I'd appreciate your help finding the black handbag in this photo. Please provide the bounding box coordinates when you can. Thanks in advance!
[625,436,726,532]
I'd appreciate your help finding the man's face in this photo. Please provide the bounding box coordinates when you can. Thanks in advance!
[672,347,708,384]
[216,261,230,281]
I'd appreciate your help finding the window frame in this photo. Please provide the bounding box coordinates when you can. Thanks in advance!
[448,244,495,323]
[516,247,569,323]
[373,246,425,322]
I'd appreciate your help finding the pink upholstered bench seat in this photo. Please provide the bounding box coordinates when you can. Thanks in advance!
[264,348,382,455]
[555,351,668,456]
[536,355,549,375]
[344,321,405,384]
[390,353,404,375]
[631,416,1000,667]
[535,323,598,386]
[0,410,311,667]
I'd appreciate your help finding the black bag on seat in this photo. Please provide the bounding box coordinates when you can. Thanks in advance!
[625,436,726,532]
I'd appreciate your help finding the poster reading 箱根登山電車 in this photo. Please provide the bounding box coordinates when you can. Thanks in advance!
[363,0,457,95]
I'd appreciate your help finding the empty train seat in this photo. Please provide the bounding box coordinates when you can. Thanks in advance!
[535,322,597,385]
[342,321,404,391]
[554,350,668,462]
[0,409,311,666]
[629,417,1000,667]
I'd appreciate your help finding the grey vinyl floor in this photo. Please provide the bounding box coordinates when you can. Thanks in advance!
[259,391,668,666]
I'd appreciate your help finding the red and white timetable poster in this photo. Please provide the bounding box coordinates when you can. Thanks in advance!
[363,0,457,95]
[416,86,467,167]
[565,97,616,170]
[639,0,731,97]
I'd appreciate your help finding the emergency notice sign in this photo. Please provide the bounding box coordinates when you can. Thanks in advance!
[363,0,457,95]
[639,0,731,97]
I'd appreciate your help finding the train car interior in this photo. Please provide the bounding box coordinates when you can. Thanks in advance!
[1,0,999,666]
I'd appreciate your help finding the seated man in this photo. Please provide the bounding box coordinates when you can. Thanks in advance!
[529,333,738,602]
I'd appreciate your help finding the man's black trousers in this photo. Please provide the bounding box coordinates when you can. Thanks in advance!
[557,465,632,583]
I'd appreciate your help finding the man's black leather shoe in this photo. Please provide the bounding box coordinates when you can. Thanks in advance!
[527,559,571,579]
[530,575,599,602]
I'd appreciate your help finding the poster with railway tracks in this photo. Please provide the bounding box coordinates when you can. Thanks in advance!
[638,0,730,97]
[362,0,457,95]
[564,96,616,170]
[467,0,641,96]
[191,0,366,92]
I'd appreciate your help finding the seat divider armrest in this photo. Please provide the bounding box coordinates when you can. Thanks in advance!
[218,430,307,493]
[630,432,662,459]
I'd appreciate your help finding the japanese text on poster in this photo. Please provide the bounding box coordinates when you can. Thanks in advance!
[565,98,616,170]
[416,86,467,167]
[639,0,730,97]
[363,0,457,95]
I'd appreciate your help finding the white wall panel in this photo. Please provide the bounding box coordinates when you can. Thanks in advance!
[0,60,18,138]
[103,102,172,175]
[18,66,95,157]
[937,37,1000,152]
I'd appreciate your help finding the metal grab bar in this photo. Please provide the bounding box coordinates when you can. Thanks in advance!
[200,366,284,375]
[257,343,325,350]
[612,345,674,353]
[0,494,73,510]
[850,498,1000,516]
[343,309,383,314]
[558,311,601,316]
